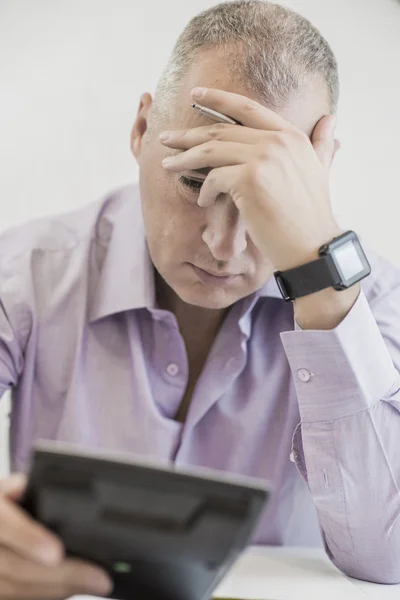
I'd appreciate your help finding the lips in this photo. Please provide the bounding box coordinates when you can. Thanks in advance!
[191,264,239,286]
[198,268,236,277]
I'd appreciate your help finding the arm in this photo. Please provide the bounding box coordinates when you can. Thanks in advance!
[158,86,400,581]
[281,265,400,584]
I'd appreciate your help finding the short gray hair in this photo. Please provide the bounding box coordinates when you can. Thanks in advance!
[152,0,339,125]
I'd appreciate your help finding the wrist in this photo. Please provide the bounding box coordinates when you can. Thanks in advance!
[293,283,361,330]
[274,226,342,273]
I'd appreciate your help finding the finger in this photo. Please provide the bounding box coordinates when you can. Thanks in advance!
[162,141,250,172]
[0,495,64,566]
[191,87,290,131]
[0,548,113,599]
[59,558,113,597]
[312,114,337,169]
[160,124,266,149]
[0,474,27,501]
[197,165,244,208]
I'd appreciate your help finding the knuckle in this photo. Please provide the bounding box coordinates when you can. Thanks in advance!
[244,98,259,113]
[256,144,270,163]
[290,127,307,144]
[266,130,289,150]
[257,152,270,164]
[271,129,304,152]
[276,132,290,148]
[207,123,227,139]
[200,141,216,155]
[246,161,266,185]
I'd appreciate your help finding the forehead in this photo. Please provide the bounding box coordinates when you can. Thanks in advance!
[173,48,331,137]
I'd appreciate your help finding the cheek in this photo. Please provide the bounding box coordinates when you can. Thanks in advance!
[245,239,274,276]
[140,175,205,261]
[161,202,204,253]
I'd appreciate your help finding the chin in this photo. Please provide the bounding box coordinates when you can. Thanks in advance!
[175,284,242,310]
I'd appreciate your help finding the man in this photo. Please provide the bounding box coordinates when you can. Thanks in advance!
[0,0,400,597]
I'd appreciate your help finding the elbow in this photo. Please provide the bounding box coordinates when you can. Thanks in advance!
[346,567,400,586]
[329,550,400,585]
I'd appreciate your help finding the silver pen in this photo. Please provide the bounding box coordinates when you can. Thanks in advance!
[191,103,242,126]
[184,104,242,182]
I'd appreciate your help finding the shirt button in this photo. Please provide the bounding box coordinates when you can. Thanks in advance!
[297,368,313,383]
[166,363,179,376]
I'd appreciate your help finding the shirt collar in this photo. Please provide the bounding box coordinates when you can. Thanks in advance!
[89,185,283,323]
[89,186,156,322]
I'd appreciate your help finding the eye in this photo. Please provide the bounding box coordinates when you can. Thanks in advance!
[179,175,204,192]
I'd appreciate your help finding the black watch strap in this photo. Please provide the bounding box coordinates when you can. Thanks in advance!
[274,255,341,302]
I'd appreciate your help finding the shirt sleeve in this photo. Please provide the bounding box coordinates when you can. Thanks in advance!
[280,284,400,584]
[0,258,32,398]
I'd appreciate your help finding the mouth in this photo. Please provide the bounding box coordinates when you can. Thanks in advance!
[190,264,239,287]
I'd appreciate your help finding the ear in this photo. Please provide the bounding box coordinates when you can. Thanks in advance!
[311,114,337,170]
[331,138,341,167]
[131,93,153,161]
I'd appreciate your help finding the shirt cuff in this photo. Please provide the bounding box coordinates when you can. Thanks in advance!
[280,290,399,423]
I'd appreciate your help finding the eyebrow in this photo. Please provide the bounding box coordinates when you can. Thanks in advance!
[194,167,212,176]
[182,167,211,181]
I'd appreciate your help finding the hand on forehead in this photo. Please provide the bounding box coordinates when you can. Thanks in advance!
[173,87,330,141]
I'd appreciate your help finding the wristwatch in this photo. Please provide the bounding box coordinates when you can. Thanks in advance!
[274,230,371,302]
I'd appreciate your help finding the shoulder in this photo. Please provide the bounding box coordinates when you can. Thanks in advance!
[0,184,140,323]
[0,184,139,263]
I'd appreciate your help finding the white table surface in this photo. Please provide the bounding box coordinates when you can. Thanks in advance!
[214,546,400,600]
[74,545,400,600]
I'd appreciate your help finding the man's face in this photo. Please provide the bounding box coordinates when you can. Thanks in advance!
[131,49,331,310]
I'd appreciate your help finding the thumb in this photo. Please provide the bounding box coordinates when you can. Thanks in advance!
[312,114,337,169]
[0,473,27,501]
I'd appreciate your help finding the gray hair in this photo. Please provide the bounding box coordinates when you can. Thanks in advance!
[151,0,339,126]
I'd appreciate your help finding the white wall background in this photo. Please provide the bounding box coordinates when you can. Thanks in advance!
[1,0,400,476]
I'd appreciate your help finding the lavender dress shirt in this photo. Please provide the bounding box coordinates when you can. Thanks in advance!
[1,185,400,583]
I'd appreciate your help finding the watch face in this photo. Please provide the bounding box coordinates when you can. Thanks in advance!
[327,232,371,288]
[334,240,365,280]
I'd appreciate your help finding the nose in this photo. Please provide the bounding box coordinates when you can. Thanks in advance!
[201,197,247,262]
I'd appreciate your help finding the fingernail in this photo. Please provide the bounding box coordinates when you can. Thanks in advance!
[162,157,173,166]
[159,132,170,142]
[192,87,207,99]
